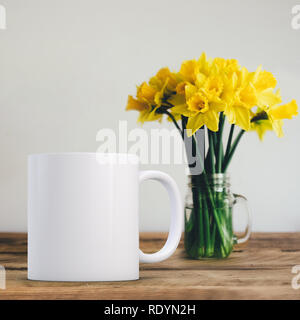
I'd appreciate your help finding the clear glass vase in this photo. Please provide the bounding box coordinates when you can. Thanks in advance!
[184,173,251,259]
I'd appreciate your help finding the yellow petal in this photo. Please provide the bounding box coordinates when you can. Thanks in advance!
[168,94,185,106]
[272,119,284,137]
[150,67,178,91]
[154,79,168,106]
[198,52,207,68]
[126,96,147,111]
[253,69,277,92]
[137,82,156,103]
[240,67,250,86]
[239,84,257,107]
[197,52,212,75]
[171,104,193,117]
[269,99,298,120]
[250,119,273,140]
[204,110,219,132]
[180,60,198,83]
[187,92,209,113]
[209,101,226,113]
[195,72,206,87]
[225,105,251,131]
[251,65,262,83]
[203,76,224,98]
[257,88,282,107]
[186,110,219,135]
[185,84,198,101]
[137,110,149,123]
[175,82,187,95]
[222,72,238,104]
[186,114,205,135]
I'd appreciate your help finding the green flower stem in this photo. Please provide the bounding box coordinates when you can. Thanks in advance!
[208,131,215,174]
[216,112,225,173]
[203,173,227,250]
[211,223,216,253]
[211,131,217,157]
[224,124,235,162]
[198,192,205,256]
[191,176,204,257]
[164,110,183,136]
[223,129,245,172]
[204,146,213,173]
[202,196,211,256]
[181,115,188,130]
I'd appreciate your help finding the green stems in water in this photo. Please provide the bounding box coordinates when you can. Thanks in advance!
[165,111,246,259]
[185,174,233,258]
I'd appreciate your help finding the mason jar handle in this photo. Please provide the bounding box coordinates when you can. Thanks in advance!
[139,171,183,263]
[233,194,252,244]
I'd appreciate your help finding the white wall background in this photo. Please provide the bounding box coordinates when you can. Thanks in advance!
[0,0,299,232]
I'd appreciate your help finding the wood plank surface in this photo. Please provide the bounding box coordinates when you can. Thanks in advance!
[0,232,299,300]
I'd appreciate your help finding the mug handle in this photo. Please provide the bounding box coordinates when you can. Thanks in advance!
[139,171,183,263]
[233,194,252,244]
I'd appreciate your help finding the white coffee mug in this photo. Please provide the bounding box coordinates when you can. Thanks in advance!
[28,153,183,281]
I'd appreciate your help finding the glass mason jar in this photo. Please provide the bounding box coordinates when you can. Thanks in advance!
[184,173,251,259]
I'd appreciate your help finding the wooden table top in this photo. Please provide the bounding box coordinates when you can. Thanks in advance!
[0,232,299,300]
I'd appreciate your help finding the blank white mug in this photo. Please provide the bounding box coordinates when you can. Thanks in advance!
[28,153,183,281]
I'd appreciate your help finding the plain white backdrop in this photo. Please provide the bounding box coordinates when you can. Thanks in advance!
[0,0,299,232]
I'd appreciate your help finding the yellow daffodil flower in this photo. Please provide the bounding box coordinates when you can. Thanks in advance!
[250,66,281,107]
[136,82,156,105]
[179,59,198,83]
[126,95,162,123]
[212,58,240,77]
[149,67,178,93]
[126,53,298,138]
[179,53,211,84]
[126,82,162,123]
[251,100,298,139]
[222,68,256,131]
[185,84,224,134]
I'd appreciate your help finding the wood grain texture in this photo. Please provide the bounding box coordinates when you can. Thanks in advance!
[0,232,300,300]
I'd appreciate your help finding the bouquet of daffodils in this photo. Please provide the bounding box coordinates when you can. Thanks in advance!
[126,53,298,258]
